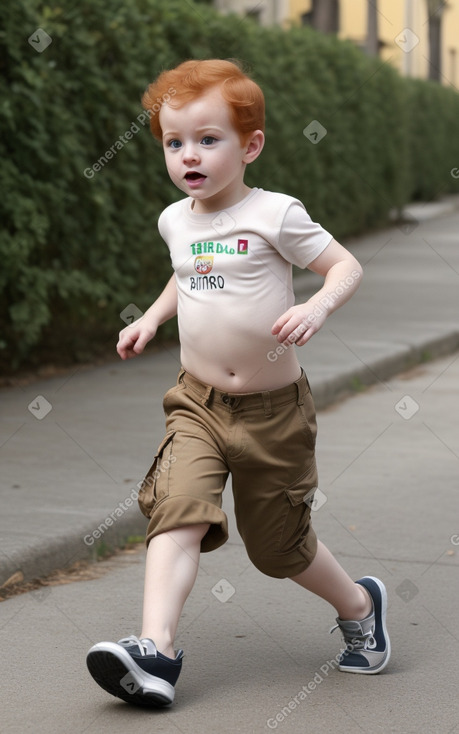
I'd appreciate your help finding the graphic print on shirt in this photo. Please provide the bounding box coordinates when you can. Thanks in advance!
[189,274,225,290]
[194,256,213,274]
[189,239,249,256]
[188,237,250,292]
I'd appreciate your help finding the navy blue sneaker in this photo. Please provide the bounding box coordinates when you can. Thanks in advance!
[86,635,183,706]
[330,576,390,674]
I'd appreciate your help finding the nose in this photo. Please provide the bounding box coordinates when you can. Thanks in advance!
[182,143,200,165]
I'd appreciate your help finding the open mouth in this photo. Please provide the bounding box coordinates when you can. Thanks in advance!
[185,171,206,182]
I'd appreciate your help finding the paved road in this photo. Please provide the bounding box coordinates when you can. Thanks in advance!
[1,353,458,733]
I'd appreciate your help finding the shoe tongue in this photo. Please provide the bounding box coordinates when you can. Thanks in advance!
[338,617,374,638]
[139,638,158,656]
[340,620,364,633]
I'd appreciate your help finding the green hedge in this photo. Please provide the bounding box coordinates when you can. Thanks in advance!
[1,0,459,372]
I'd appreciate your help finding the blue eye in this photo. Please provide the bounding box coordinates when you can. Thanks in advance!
[201,136,217,146]
[168,139,182,149]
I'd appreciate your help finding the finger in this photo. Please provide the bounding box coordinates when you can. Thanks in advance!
[133,339,146,355]
[277,317,306,344]
[294,328,314,347]
[271,309,295,335]
[119,330,136,348]
[117,333,136,359]
[273,316,294,342]
[117,344,130,360]
[271,318,286,336]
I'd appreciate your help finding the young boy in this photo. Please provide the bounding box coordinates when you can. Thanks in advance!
[86,59,390,707]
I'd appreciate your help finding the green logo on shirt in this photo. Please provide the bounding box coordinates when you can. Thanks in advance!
[190,241,238,256]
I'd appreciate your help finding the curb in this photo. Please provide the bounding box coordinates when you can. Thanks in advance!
[1,329,458,589]
[310,330,459,410]
[0,511,147,590]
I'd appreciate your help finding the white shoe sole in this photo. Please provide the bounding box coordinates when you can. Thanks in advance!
[87,641,176,706]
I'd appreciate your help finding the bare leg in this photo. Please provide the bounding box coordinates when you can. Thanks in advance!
[290,540,372,620]
[140,523,210,659]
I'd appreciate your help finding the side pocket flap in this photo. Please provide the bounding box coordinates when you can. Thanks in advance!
[154,430,175,459]
[138,431,175,517]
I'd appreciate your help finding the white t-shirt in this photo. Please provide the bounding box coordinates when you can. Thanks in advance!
[158,187,333,384]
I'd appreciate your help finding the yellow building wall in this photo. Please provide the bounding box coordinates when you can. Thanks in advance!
[288,0,459,87]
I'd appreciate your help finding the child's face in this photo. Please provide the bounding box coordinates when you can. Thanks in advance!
[159,87,257,212]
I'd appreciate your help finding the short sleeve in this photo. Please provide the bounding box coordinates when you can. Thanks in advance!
[157,208,169,242]
[275,200,333,268]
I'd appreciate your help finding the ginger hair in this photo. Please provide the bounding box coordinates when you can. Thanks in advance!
[142,59,265,143]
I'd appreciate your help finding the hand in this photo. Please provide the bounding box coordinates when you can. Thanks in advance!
[117,317,157,360]
[271,302,327,347]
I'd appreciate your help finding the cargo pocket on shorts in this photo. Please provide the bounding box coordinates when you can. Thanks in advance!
[279,463,318,548]
[138,431,175,518]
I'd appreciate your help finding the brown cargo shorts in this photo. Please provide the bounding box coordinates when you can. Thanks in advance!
[138,368,319,578]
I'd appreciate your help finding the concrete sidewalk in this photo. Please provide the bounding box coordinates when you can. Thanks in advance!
[1,196,459,588]
[1,351,458,733]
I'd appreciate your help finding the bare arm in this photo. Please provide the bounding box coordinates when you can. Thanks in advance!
[272,239,363,347]
[117,274,178,360]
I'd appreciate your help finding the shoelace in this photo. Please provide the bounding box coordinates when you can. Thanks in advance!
[329,624,376,650]
[118,635,157,656]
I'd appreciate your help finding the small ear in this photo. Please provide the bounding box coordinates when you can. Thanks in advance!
[242,130,265,164]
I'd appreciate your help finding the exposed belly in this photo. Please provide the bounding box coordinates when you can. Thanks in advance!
[178,310,302,392]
